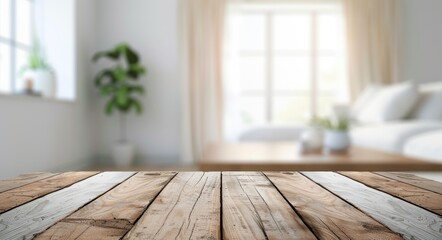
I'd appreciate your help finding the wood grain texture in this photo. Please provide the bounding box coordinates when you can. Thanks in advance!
[340,172,442,215]
[375,172,442,194]
[0,172,98,213]
[35,172,176,240]
[0,172,135,240]
[123,172,221,240]
[222,172,316,240]
[303,172,442,240]
[33,221,127,240]
[0,172,57,193]
[264,172,401,240]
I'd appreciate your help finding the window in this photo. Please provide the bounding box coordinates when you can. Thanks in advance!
[224,3,348,137]
[0,0,33,94]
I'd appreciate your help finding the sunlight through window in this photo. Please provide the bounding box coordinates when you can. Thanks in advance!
[224,2,348,138]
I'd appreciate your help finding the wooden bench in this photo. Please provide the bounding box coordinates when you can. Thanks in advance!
[0,171,441,239]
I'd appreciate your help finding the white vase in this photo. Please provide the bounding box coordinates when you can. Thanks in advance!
[112,142,135,166]
[324,130,350,151]
[23,69,56,98]
[300,127,323,150]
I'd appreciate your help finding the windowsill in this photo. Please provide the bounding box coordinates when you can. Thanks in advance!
[0,92,75,104]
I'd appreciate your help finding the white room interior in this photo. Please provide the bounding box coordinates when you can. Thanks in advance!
[0,0,442,179]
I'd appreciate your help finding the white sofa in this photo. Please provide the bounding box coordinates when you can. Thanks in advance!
[350,81,442,163]
[350,120,442,154]
[404,129,442,162]
[239,81,442,179]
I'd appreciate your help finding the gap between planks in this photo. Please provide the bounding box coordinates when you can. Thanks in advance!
[0,172,135,240]
[338,172,442,216]
[123,172,221,239]
[263,172,401,240]
[36,172,177,240]
[302,172,442,240]
[0,172,59,193]
[222,172,316,240]
[0,172,100,214]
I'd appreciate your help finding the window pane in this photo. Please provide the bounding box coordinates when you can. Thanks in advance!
[239,56,265,91]
[273,14,311,51]
[273,95,311,124]
[0,43,11,92]
[273,55,310,91]
[318,56,338,91]
[239,96,266,125]
[238,14,266,51]
[317,56,347,116]
[16,0,32,45]
[0,0,11,38]
[318,14,342,52]
[317,94,336,117]
[14,48,28,92]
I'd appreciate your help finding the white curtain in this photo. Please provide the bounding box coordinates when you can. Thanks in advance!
[180,0,227,164]
[344,0,402,100]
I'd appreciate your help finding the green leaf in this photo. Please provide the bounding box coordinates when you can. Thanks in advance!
[129,98,143,114]
[112,67,127,82]
[116,43,139,65]
[95,70,116,86]
[100,84,114,96]
[117,87,129,106]
[128,85,144,95]
[128,63,146,79]
[92,50,119,62]
[105,99,117,115]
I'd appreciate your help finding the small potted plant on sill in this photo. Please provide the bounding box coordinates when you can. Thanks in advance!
[20,39,55,98]
[314,117,351,152]
[93,43,147,166]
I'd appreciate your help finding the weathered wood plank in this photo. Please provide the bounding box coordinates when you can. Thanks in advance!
[375,172,442,195]
[35,172,176,240]
[303,172,442,240]
[123,172,221,240]
[264,172,401,240]
[0,172,57,193]
[33,221,127,240]
[340,172,442,215]
[0,172,135,240]
[222,172,316,240]
[0,172,98,213]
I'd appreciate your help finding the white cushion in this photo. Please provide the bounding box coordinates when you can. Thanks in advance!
[404,130,442,163]
[355,82,418,123]
[350,121,442,153]
[411,90,442,120]
[350,85,380,119]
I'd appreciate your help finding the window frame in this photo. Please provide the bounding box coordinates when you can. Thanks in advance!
[0,0,34,93]
[235,7,344,124]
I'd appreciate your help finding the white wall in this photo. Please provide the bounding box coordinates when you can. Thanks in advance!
[37,0,76,100]
[0,0,98,179]
[403,0,442,83]
[95,0,181,165]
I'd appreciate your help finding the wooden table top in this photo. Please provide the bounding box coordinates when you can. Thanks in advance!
[201,142,442,171]
[0,171,441,240]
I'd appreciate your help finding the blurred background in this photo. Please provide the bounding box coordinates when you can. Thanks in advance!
[0,0,442,179]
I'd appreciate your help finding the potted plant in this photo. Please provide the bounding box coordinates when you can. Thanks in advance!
[93,43,147,166]
[20,39,55,97]
[314,117,351,152]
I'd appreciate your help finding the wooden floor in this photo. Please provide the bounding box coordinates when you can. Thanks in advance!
[0,172,441,240]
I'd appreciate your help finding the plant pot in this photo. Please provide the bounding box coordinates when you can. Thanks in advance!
[22,69,56,98]
[324,130,350,151]
[112,142,135,166]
